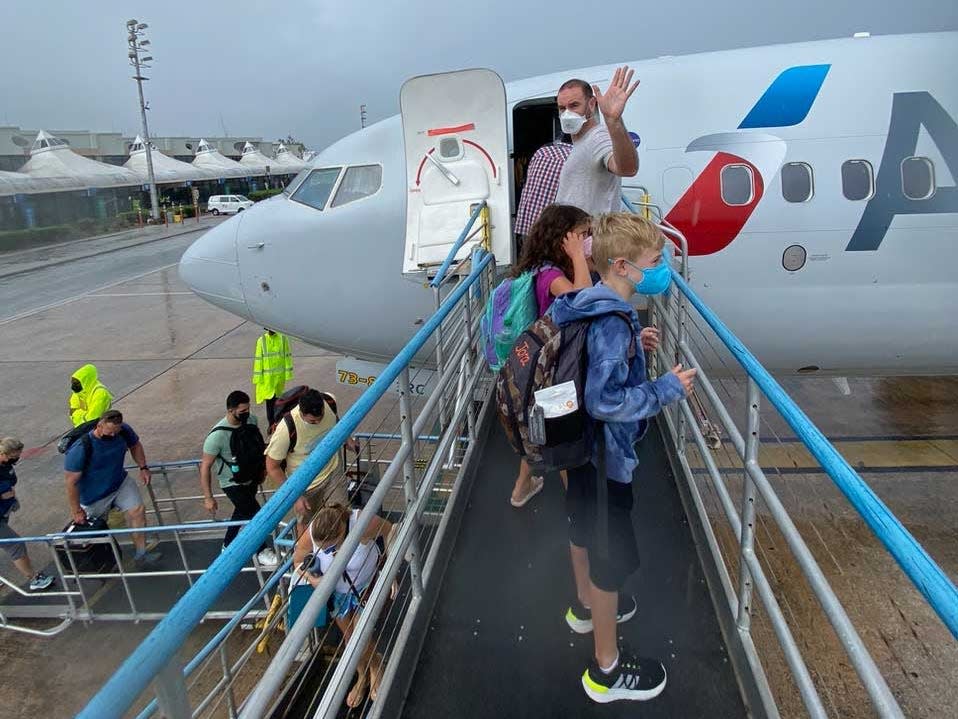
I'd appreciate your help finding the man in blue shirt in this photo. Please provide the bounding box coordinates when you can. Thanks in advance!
[64,410,161,567]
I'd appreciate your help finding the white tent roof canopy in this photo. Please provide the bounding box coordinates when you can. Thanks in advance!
[271,142,305,171]
[191,138,250,178]
[0,133,306,197]
[124,135,212,183]
[19,130,142,187]
[239,141,274,172]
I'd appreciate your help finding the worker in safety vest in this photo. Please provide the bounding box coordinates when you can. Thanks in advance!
[69,364,114,427]
[252,329,293,425]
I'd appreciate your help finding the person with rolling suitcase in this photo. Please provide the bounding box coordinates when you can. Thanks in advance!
[63,410,161,568]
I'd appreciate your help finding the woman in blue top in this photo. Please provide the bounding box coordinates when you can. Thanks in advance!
[0,437,54,591]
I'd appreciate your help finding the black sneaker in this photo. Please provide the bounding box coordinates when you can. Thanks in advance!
[582,648,667,703]
[565,594,637,634]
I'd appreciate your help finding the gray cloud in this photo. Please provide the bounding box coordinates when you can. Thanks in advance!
[1,0,955,150]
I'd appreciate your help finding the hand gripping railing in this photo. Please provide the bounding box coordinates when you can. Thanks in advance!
[77,249,495,719]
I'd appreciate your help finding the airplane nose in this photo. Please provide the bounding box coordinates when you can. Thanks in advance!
[178,218,250,318]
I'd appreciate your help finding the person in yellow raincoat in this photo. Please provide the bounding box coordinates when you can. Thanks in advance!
[253,329,293,425]
[69,364,114,427]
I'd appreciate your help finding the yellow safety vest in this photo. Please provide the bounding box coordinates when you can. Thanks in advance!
[252,332,293,404]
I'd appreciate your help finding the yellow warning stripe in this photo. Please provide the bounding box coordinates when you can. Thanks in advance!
[686,439,958,471]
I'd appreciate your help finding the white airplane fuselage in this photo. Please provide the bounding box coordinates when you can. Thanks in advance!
[179,32,958,375]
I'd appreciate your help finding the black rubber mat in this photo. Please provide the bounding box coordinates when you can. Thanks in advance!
[401,422,746,718]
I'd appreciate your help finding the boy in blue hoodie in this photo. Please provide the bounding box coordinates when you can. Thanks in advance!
[549,213,696,704]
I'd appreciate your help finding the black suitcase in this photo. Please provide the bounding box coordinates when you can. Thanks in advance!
[55,516,122,575]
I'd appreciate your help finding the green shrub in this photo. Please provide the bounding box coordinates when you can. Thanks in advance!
[248,188,284,202]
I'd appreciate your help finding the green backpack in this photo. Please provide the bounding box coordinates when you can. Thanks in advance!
[481,270,538,371]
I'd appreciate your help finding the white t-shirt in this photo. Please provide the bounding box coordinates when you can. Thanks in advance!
[555,124,622,216]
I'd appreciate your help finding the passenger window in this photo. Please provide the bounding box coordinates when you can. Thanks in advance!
[720,164,753,206]
[901,156,935,200]
[291,167,342,211]
[841,160,874,201]
[781,162,814,203]
[331,165,383,208]
[438,137,463,161]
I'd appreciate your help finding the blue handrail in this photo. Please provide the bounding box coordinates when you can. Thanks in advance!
[670,269,958,639]
[133,557,292,719]
[428,201,486,288]
[77,249,495,719]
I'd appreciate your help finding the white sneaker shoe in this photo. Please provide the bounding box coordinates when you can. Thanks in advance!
[29,573,54,591]
[257,548,279,567]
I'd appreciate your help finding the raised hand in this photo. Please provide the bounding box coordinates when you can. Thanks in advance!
[593,66,640,123]
[562,230,586,260]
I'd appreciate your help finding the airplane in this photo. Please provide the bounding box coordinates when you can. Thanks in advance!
[178,31,958,378]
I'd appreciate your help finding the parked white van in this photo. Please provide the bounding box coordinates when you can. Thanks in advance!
[207,195,254,215]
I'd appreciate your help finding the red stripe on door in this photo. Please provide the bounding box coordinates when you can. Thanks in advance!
[427,123,476,137]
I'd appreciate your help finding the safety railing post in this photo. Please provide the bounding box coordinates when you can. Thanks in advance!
[161,469,184,525]
[399,368,425,598]
[674,261,689,456]
[154,659,191,719]
[737,378,761,631]
[60,540,93,620]
[463,295,477,441]
[218,644,238,718]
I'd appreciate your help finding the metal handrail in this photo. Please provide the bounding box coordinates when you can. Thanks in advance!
[428,200,487,288]
[669,268,958,640]
[77,249,495,719]
[132,557,292,719]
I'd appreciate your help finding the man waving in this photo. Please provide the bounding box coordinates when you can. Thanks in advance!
[555,66,641,216]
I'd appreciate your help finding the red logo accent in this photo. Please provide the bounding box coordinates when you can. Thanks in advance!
[664,152,764,256]
[515,340,531,368]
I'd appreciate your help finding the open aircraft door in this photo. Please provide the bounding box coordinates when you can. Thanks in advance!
[400,69,511,276]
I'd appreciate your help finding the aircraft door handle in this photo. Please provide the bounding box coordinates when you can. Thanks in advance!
[247,243,265,249]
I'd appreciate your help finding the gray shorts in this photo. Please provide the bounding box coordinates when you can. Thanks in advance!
[81,474,144,519]
[0,517,27,561]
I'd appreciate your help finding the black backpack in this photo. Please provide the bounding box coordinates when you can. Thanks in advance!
[495,311,635,474]
[58,420,134,473]
[208,423,267,485]
[57,419,99,454]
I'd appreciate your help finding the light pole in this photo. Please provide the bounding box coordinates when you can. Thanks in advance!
[127,19,159,222]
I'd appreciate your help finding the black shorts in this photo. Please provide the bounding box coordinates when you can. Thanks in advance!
[566,462,640,592]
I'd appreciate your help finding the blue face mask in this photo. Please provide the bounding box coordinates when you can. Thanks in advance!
[614,252,672,296]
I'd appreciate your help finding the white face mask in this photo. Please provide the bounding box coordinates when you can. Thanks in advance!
[559,109,587,135]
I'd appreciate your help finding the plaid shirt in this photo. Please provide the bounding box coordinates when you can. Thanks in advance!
[514,142,573,235]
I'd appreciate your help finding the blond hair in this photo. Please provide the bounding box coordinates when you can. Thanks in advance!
[591,213,664,272]
[0,437,24,456]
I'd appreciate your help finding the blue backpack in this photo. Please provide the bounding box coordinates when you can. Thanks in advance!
[481,268,545,371]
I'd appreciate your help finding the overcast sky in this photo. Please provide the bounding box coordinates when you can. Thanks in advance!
[2,1,955,150]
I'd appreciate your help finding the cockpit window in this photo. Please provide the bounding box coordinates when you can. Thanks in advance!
[331,165,383,208]
[291,167,342,210]
[283,166,311,195]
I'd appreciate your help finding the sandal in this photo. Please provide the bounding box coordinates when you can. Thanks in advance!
[510,475,545,508]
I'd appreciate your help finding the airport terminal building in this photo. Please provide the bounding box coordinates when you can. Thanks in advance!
[0,126,309,231]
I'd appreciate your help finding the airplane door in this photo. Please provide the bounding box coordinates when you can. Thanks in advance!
[400,69,511,275]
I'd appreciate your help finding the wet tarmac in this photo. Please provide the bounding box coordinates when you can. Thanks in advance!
[0,234,955,718]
